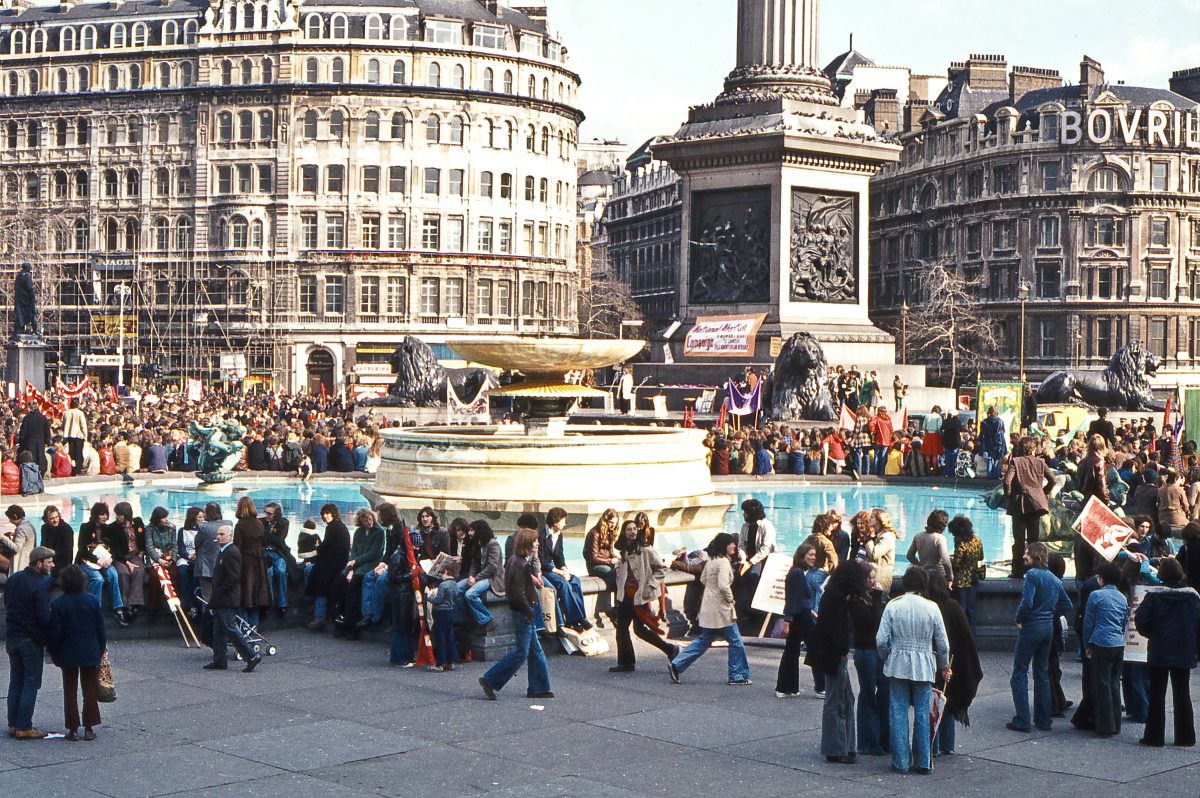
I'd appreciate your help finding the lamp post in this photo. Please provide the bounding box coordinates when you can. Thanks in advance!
[113,284,131,389]
[900,303,909,366]
[1018,281,1031,382]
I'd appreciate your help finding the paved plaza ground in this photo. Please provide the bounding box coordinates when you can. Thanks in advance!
[1,626,1197,797]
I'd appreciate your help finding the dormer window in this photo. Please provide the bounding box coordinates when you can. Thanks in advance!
[425,20,460,45]
[473,25,504,49]
[1041,112,1058,143]
[520,33,541,55]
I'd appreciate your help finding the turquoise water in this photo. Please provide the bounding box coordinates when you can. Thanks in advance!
[722,484,1010,571]
[34,479,1011,571]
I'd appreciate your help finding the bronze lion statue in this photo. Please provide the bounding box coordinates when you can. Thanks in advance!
[362,336,492,408]
[1035,342,1164,411]
[769,332,837,421]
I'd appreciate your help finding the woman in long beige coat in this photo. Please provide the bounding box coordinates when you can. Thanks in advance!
[667,533,752,685]
[609,520,678,673]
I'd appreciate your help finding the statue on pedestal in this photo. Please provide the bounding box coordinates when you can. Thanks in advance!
[187,418,247,483]
[12,261,39,340]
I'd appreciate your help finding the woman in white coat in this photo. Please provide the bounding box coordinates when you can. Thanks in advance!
[876,567,951,775]
[668,533,751,686]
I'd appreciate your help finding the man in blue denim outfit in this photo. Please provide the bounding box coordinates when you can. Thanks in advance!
[5,546,55,739]
[1009,542,1072,732]
[1082,561,1128,737]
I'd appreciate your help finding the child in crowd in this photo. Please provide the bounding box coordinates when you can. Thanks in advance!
[426,560,461,672]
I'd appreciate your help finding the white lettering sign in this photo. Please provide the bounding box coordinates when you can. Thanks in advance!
[683,313,766,358]
[1061,107,1200,149]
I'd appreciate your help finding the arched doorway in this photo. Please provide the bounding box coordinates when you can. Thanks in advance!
[305,347,335,396]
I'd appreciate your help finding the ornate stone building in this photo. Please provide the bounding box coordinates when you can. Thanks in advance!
[869,54,1200,383]
[0,0,581,393]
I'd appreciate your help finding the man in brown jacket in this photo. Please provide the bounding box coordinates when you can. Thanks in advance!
[1003,437,1054,578]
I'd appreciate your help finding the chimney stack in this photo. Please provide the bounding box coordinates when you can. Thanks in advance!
[1080,56,1104,86]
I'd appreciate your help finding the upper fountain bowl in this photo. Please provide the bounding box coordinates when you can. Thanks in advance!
[447,338,645,373]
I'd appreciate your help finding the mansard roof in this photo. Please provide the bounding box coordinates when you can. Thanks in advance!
[823,48,875,82]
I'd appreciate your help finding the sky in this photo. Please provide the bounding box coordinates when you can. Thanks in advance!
[545,0,1200,154]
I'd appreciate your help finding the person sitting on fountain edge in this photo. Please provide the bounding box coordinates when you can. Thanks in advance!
[539,507,592,633]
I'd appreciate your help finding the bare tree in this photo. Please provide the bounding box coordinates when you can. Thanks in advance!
[578,274,641,338]
[902,261,999,387]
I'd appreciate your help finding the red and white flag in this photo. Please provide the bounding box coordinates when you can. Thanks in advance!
[839,403,856,432]
[891,408,908,434]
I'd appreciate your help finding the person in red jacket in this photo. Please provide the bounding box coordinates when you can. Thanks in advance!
[1,449,19,494]
[98,441,116,476]
[51,441,73,479]
[869,408,894,475]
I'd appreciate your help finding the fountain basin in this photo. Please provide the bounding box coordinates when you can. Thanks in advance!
[365,424,733,538]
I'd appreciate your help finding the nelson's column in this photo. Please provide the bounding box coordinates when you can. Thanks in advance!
[655,0,937,401]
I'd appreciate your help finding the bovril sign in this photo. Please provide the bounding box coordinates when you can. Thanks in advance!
[1059,107,1200,149]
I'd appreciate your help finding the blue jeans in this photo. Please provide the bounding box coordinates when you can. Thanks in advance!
[432,608,456,666]
[313,597,328,621]
[856,447,873,475]
[85,565,124,610]
[874,446,889,474]
[954,585,978,637]
[934,710,957,754]
[482,610,551,695]
[239,609,260,627]
[1011,621,1054,730]
[264,551,288,609]
[854,648,889,754]
[985,453,1003,479]
[671,624,750,682]
[362,571,389,623]
[390,631,415,665]
[1123,662,1150,723]
[542,570,587,627]
[6,638,44,731]
[944,448,959,477]
[459,578,494,626]
[889,677,932,772]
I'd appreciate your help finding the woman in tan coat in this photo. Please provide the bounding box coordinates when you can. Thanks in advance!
[609,520,678,673]
[667,533,751,685]
[233,496,271,626]
[1158,469,1190,538]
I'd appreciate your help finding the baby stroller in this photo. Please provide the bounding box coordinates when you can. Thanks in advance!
[193,593,278,659]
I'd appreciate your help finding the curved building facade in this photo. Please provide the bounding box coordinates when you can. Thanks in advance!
[0,0,581,392]
[869,55,1200,383]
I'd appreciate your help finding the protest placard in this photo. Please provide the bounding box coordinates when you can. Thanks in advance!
[750,552,792,616]
[1123,584,1165,664]
[1071,496,1133,561]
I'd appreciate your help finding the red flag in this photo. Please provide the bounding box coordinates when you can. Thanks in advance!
[716,399,728,431]
[839,403,856,431]
[891,408,908,434]
[402,519,436,667]
[1162,394,1172,433]
[109,384,119,404]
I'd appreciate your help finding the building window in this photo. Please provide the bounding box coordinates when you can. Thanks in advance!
[421,215,440,249]
[499,173,512,199]
[483,68,495,92]
[386,276,407,315]
[366,59,380,84]
[1150,217,1169,248]
[387,214,407,249]
[392,61,406,84]
[330,110,344,138]
[424,20,461,44]
[476,279,493,317]
[498,220,512,253]
[992,164,1016,195]
[419,277,439,315]
[1036,262,1060,298]
[445,216,463,251]
[325,213,345,247]
[480,171,493,197]
[1038,319,1056,358]
[1039,161,1059,192]
[1089,167,1120,192]
[1149,317,1168,358]
[478,218,493,251]
[1086,217,1125,248]
[325,275,345,314]
[424,167,440,194]
[428,62,441,88]
[1151,161,1169,192]
[1095,318,1114,358]
[1040,113,1058,142]
[362,215,380,248]
[327,164,344,193]
[215,166,232,194]
[305,58,318,82]
[1149,267,1170,299]
[363,165,380,193]
[299,276,317,313]
[448,169,464,196]
[445,277,464,316]
[390,113,406,140]
[359,275,379,314]
[991,220,1015,252]
[1096,268,1114,300]
[448,117,464,145]
[524,176,535,201]
[496,280,512,316]
[257,164,272,193]
[473,25,504,49]
[331,58,345,83]
[301,164,318,192]
[425,115,440,143]
[966,224,981,255]
[388,166,406,193]
[1037,216,1060,248]
[365,111,380,140]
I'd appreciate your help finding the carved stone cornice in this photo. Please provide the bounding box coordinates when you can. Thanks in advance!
[716,63,838,108]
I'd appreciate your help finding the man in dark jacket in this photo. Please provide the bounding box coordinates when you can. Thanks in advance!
[941,412,963,478]
[245,434,269,471]
[204,526,261,672]
[1087,409,1116,448]
[16,406,50,475]
[1003,437,1055,578]
[979,407,1008,480]
[5,545,54,738]
[1134,559,1200,747]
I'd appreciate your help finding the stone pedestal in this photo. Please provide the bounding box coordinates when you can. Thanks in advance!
[5,336,46,393]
